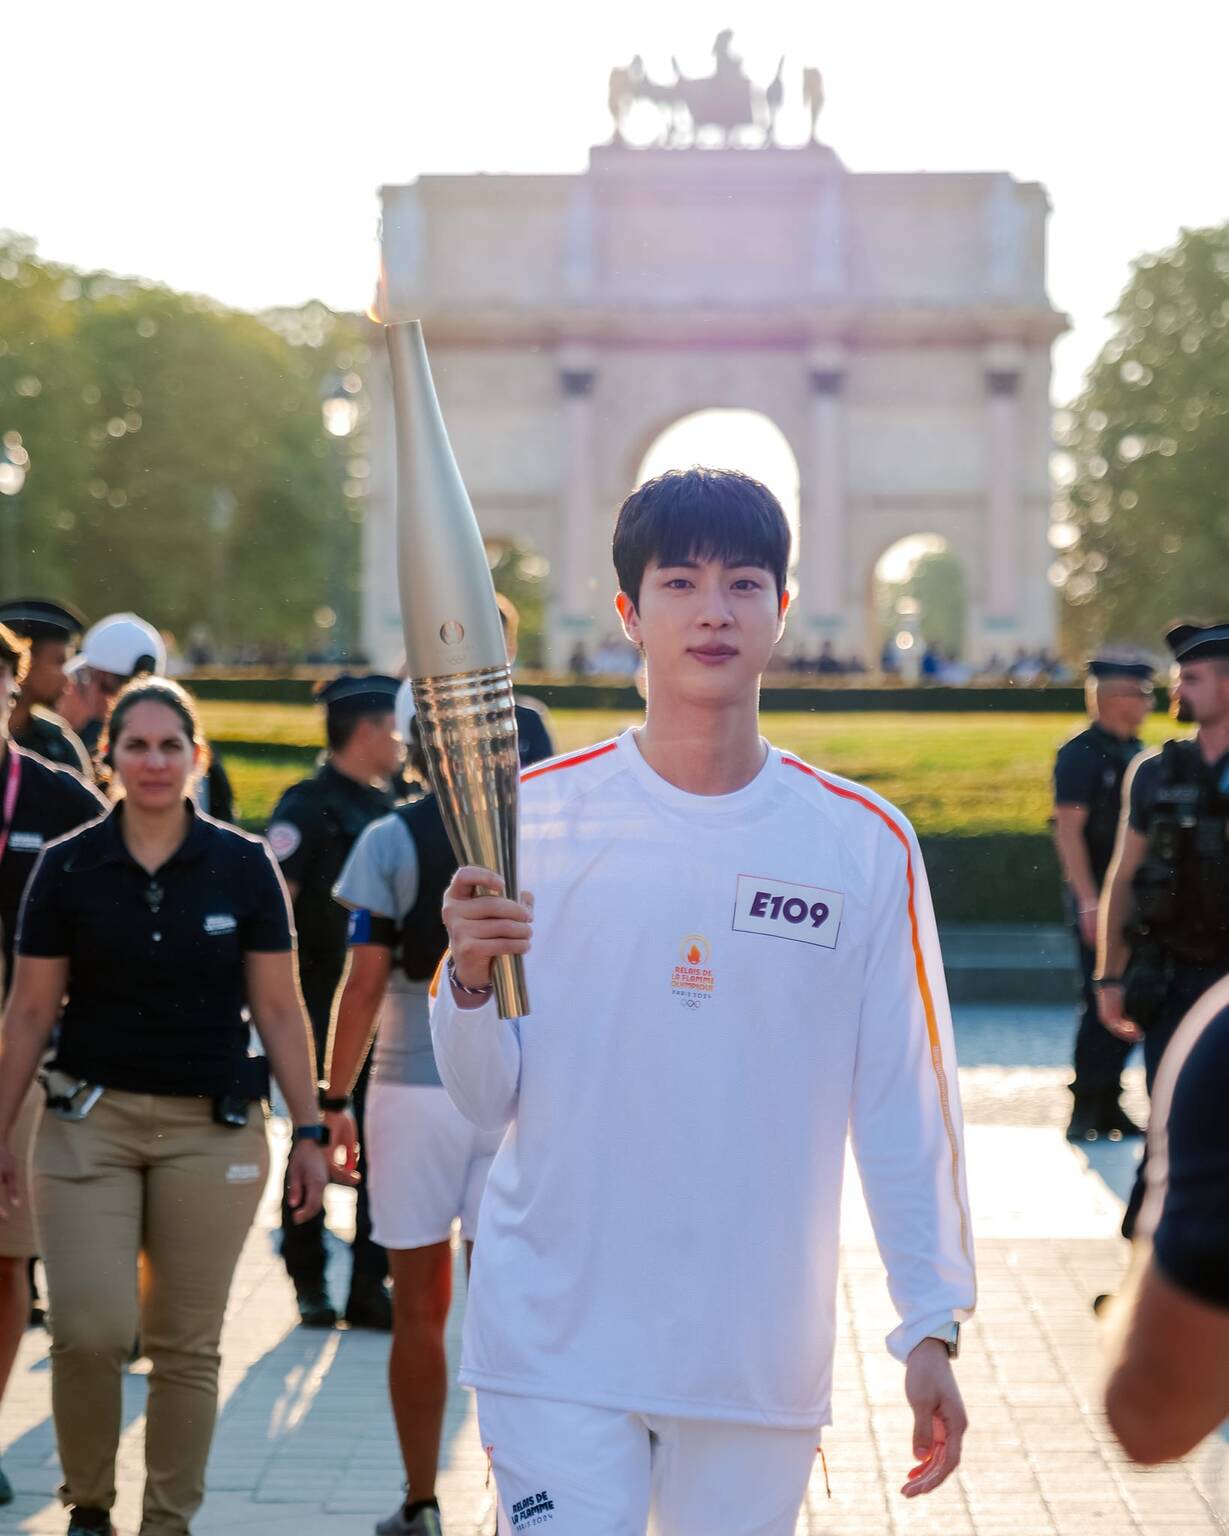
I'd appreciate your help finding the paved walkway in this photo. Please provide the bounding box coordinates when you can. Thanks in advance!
[0,1009,1225,1535]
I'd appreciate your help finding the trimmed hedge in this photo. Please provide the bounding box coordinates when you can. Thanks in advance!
[190,675,1114,714]
[920,834,1062,925]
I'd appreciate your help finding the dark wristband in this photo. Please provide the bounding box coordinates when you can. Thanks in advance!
[318,1092,351,1113]
[1093,977,1124,990]
[293,1124,329,1145]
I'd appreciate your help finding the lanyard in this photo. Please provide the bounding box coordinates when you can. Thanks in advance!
[0,746,22,864]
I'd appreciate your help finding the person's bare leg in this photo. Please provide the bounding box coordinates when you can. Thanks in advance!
[388,1242,453,1502]
[0,1257,30,1401]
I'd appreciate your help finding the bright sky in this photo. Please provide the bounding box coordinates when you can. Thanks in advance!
[7,0,1228,405]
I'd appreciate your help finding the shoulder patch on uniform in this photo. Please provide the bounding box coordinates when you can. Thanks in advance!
[267,821,302,862]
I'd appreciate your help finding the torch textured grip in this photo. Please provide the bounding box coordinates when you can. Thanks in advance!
[413,664,529,1020]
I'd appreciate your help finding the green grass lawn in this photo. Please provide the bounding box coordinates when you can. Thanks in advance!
[201,701,1177,838]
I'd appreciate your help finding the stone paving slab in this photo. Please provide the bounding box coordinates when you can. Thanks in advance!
[0,1089,1225,1534]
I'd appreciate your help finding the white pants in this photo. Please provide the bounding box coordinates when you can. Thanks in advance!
[477,1391,818,1536]
[365,1081,501,1249]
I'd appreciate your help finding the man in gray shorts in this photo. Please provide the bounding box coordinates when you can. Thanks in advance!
[323,683,554,1536]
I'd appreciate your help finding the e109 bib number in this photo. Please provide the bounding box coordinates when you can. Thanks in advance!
[749,891,830,929]
[733,874,845,949]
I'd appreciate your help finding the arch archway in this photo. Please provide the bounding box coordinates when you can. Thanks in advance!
[871,533,969,681]
[634,407,802,579]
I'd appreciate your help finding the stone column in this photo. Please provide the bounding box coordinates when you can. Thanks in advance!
[551,358,597,670]
[984,344,1023,631]
[799,348,847,647]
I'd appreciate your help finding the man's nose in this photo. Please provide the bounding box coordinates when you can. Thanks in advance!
[696,586,733,625]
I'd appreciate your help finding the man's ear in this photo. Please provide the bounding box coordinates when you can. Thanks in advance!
[615,591,641,645]
[775,587,791,643]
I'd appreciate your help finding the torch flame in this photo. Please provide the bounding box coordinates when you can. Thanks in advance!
[366,255,388,325]
[687,944,701,965]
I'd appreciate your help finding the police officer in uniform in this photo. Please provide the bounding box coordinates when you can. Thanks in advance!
[0,600,92,777]
[0,623,105,1506]
[267,675,402,1328]
[1052,652,1154,1140]
[1097,621,1229,1093]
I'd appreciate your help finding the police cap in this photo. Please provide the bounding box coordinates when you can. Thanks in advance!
[315,673,400,718]
[0,598,87,644]
[1088,648,1154,682]
[1165,621,1229,664]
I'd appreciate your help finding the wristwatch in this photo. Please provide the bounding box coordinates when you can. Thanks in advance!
[318,1091,351,1113]
[293,1124,329,1146]
[925,1322,961,1359]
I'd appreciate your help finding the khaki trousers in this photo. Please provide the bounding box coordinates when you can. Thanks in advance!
[34,1090,268,1536]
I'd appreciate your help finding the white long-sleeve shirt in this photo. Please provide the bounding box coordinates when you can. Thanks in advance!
[431,730,975,1429]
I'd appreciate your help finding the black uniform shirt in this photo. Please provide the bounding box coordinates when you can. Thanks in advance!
[16,801,293,1096]
[0,744,106,990]
[1129,743,1229,833]
[514,697,556,769]
[12,710,93,777]
[1152,1001,1229,1308]
[1054,724,1144,887]
[267,762,393,1023]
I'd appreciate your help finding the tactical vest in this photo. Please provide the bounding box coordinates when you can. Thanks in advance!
[1131,739,1229,967]
[1082,729,1143,886]
[393,795,456,982]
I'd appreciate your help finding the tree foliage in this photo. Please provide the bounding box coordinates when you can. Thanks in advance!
[1057,224,1229,652]
[0,234,370,656]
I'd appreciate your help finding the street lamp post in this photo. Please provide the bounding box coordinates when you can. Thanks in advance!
[0,434,30,599]
[320,375,361,660]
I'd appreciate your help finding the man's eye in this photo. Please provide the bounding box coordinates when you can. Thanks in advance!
[665,578,693,590]
[732,579,761,591]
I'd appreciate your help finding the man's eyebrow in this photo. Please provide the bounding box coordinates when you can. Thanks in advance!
[654,558,768,571]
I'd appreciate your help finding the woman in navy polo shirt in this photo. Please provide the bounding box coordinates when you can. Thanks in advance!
[0,678,330,1536]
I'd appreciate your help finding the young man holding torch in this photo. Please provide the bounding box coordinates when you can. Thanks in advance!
[432,468,974,1534]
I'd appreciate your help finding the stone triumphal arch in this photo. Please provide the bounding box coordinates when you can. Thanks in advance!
[362,123,1066,669]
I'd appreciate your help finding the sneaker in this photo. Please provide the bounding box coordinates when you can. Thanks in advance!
[345,1285,392,1332]
[0,1460,13,1505]
[376,1502,442,1535]
[1065,1098,1101,1142]
[1097,1101,1144,1140]
[66,1507,114,1535]
[295,1283,337,1329]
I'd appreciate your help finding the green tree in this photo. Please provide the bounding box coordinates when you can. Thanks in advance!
[1057,224,1229,652]
[0,235,371,657]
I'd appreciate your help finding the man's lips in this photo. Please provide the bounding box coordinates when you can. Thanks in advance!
[688,645,739,664]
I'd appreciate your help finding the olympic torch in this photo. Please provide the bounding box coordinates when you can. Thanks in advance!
[384,320,528,1019]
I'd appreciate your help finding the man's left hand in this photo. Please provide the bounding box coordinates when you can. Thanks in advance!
[901,1337,967,1498]
[324,1108,360,1186]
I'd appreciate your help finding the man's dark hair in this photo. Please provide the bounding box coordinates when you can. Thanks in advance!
[325,713,364,754]
[612,468,790,610]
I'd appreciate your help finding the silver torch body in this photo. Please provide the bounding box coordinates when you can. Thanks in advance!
[385,320,529,1019]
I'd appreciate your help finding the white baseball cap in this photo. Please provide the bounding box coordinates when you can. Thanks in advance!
[75,613,166,679]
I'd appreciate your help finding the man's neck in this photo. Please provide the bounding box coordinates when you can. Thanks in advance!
[329,749,379,789]
[1197,718,1229,765]
[8,698,31,735]
[634,691,766,796]
[1093,713,1134,741]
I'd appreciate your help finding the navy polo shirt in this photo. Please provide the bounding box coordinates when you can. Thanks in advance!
[16,801,294,1096]
[0,744,106,992]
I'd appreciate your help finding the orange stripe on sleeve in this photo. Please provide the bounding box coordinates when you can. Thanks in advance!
[782,756,973,1273]
[521,740,618,784]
